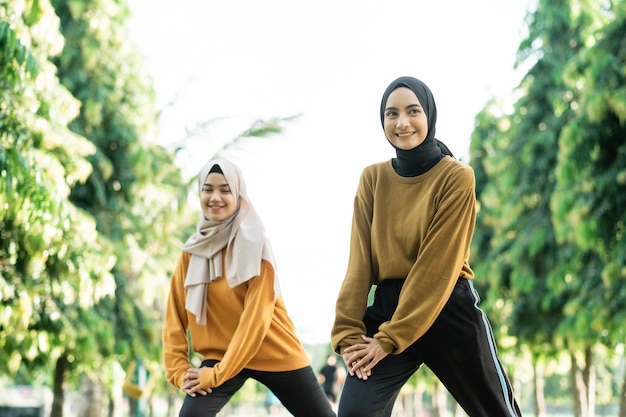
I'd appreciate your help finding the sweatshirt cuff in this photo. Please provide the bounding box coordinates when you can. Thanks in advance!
[199,366,216,389]
[379,340,396,354]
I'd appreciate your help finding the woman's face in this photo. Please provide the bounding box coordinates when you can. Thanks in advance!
[383,87,429,150]
[200,172,236,221]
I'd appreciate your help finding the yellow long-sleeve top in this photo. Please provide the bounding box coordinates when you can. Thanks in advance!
[332,156,476,355]
[163,251,310,390]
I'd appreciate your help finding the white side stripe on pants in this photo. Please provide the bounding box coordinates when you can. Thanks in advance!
[467,280,520,417]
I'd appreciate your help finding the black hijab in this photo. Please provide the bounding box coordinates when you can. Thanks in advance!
[380,76,454,176]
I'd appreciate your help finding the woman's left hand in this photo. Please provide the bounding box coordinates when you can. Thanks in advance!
[343,335,388,380]
[182,367,212,396]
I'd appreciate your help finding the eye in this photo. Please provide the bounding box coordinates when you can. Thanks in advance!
[385,110,397,118]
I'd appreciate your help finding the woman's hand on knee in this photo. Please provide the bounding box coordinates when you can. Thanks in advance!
[343,336,385,380]
[343,335,388,380]
[343,346,367,379]
[182,367,212,396]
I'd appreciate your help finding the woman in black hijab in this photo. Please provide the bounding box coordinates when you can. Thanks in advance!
[331,76,522,416]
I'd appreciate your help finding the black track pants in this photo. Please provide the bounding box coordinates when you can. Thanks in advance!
[179,362,335,417]
[337,278,522,417]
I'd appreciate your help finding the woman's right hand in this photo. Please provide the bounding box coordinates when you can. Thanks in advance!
[182,367,212,396]
[342,340,372,380]
[343,335,388,380]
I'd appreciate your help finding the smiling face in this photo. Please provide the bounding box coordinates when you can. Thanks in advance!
[383,87,429,150]
[200,172,236,221]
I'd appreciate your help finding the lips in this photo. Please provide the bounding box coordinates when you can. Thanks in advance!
[396,131,415,137]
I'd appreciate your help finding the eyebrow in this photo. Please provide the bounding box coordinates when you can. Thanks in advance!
[202,182,230,187]
[385,103,422,112]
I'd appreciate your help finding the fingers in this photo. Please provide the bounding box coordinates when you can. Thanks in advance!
[361,352,388,375]
[344,345,368,375]
[351,358,373,380]
[182,368,211,396]
[344,357,356,377]
[343,343,367,354]
[352,361,371,380]
[343,346,368,365]
[344,353,372,380]
[343,336,388,380]
[346,349,372,369]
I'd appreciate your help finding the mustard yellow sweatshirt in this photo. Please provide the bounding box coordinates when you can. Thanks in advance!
[162,252,310,390]
[332,156,476,355]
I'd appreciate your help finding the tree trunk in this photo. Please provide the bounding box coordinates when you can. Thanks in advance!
[51,353,69,417]
[129,398,138,417]
[390,391,404,416]
[166,390,175,417]
[412,387,424,417]
[570,351,583,417]
[533,358,547,417]
[107,392,114,417]
[583,346,596,417]
[431,381,450,417]
[619,358,626,417]
[76,372,103,417]
[571,349,593,417]
[398,389,410,417]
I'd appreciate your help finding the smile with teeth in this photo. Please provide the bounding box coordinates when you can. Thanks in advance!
[397,131,415,137]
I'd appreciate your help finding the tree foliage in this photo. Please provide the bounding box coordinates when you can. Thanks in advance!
[1,0,115,382]
[470,0,626,414]
[2,1,298,414]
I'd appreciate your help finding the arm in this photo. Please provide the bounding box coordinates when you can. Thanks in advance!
[331,170,375,354]
[199,260,276,388]
[162,253,193,389]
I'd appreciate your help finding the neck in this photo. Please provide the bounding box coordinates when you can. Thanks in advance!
[393,137,443,177]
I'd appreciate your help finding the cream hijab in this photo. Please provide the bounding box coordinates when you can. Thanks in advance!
[182,159,279,325]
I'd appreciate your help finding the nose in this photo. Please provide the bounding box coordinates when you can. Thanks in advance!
[396,114,410,128]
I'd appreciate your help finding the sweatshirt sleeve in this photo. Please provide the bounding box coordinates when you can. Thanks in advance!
[376,165,476,354]
[331,169,375,354]
[162,253,192,389]
[199,260,276,389]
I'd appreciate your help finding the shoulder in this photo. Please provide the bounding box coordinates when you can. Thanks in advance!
[180,251,192,264]
[260,258,275,276]
[359,160,393,186]
[169,252,192,286]
[437,157,474,190]
[361,160,390,176]
[176,252,192,274]
[353,161,392,200]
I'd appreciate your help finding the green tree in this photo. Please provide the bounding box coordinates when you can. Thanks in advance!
[2,1,297,415]
[1,2,117,417]
[470,0,625,415]
[47,0,188,414]
[551,1,626,415]
[470,0,579,410]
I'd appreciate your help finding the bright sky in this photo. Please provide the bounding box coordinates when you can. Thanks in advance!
[129,0,531,344]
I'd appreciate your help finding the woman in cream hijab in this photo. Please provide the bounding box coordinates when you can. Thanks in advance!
[163,159,335,417]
